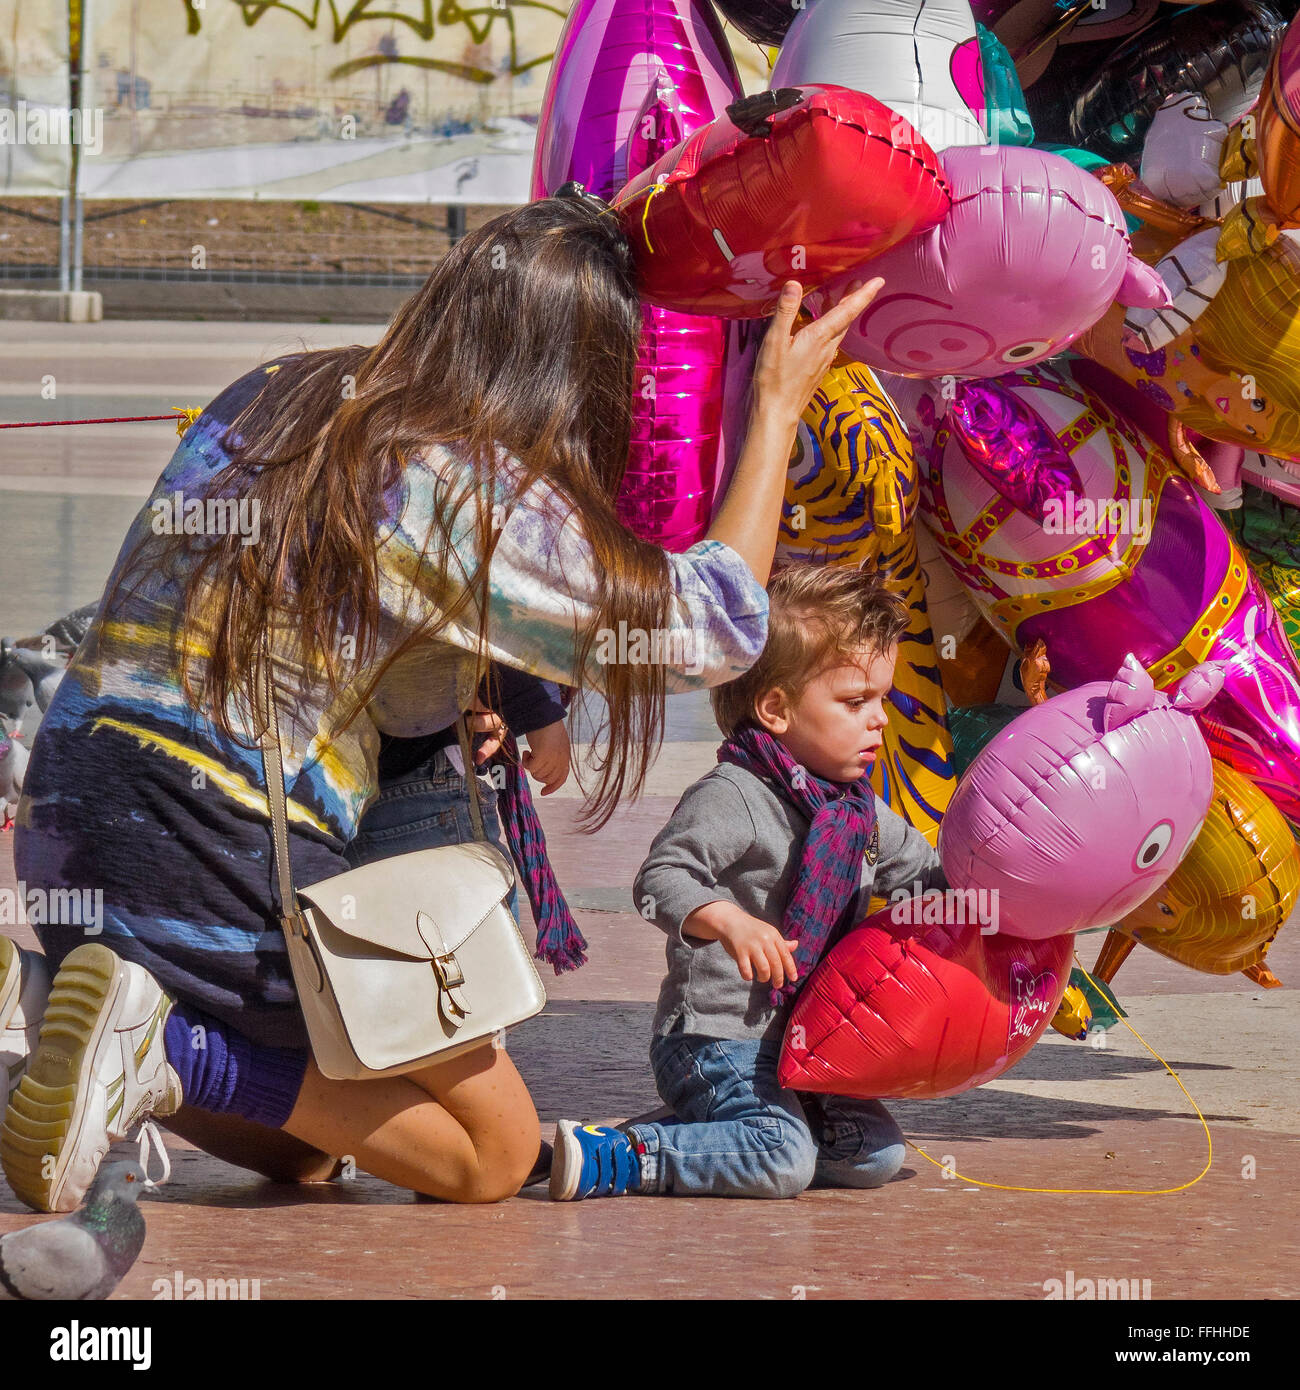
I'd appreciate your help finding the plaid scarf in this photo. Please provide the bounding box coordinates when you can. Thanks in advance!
[485,734,587,973]
[717,721,877,1004]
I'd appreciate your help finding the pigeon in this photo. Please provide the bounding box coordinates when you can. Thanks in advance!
[0,649,36,735]
[0,1159,149,1300]
[31,603,97,659]
[0,602,95,733]
[0,729,26,830]
[5,646,65,714]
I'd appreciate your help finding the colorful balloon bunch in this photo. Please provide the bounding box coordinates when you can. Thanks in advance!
[530,0,1300,1102]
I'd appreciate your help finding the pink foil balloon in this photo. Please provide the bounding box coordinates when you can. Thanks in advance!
[938,654,1221,938]
[532,0,740,550]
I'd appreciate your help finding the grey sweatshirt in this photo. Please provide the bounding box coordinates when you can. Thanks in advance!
[634,762,948,1044]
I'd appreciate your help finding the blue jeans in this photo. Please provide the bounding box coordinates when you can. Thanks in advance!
[626,1032,906,1199]
[345,747,519,919]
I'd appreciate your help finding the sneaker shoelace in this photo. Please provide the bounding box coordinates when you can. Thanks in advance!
[137,1120,171,1189]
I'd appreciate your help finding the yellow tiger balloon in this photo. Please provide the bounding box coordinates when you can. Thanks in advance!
[777,360,910,569]
[776,361,957,844]
[1094,758,1298,982]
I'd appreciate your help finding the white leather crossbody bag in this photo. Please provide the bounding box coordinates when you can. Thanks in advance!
[256,635,546,1080]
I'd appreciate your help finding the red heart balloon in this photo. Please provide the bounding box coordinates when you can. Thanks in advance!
[612,84,951,317]
[778,905,1074,1099]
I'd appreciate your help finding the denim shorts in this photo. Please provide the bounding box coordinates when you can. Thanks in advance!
[345,746,519,919]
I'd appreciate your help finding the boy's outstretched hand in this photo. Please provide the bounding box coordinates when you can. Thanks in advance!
[521,719,570,795]
[682,899,799,989]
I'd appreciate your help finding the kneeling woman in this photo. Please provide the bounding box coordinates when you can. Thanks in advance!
[1,194,879,1210]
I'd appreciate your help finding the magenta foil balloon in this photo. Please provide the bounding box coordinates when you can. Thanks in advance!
[531,0,740,205]
[947,379,1083,520]
[532,0,740,550]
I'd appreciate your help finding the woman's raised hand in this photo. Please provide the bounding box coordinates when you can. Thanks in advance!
[705,275,884,583]
[751,277,884,424]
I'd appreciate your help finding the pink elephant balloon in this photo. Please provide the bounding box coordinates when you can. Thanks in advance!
[938,654,1221,938]
[532,0,740,550]
[810,144,1169,379]
[893,358,1300,826]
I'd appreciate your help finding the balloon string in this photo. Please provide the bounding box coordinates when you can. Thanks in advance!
[639,182,665,254]
[904,955,1212,1195]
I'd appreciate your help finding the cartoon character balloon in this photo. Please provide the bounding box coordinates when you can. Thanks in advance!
[895,358,1300,827]
[949,701,1298,982]
[940,655,1220,938]
[613,85,951,317]
[769,0,988,151]
[533,0,741,550]
[810,144,1167,378]
[778,655,1220,1099]
[776,360,958,842]
[1075,231,1300,465]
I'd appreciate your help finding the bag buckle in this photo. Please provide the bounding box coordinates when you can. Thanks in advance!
[432,951,470,1025]
[432,951,465,992]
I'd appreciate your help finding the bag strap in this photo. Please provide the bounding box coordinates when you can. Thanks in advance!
[255,628,489,929]
[256,627,303,935]
[455,714,487,843]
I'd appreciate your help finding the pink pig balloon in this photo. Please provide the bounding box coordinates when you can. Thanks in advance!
[811,144,1168,379]
[532,0,740,549]
[938,655,1222,938]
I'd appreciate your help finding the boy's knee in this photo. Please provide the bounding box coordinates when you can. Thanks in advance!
[751,1120,818,1199]
[834,1139,907,1190]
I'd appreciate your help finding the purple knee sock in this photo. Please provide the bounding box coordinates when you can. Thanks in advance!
[163,1004,308,1129]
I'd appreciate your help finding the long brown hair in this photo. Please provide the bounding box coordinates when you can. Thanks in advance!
[154,196,674,829]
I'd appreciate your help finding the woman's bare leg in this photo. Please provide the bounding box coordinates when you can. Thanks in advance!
[160,1106,341,1184]
[280,1038,539,1203]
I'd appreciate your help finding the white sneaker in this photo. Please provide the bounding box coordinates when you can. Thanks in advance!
[1,942,182,1212]
[0,937,50,1101]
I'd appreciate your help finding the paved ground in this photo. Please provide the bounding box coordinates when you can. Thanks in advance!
[1,321,1298,1302]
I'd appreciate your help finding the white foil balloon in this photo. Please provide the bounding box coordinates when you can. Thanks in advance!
[769,0,987,153]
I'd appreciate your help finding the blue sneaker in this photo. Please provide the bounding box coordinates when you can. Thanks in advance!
[550,1120,642,1200]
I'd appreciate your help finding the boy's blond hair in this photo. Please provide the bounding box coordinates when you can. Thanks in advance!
[711,565,908,738]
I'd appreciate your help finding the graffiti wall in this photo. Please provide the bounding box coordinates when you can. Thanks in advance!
[74,0,768,203]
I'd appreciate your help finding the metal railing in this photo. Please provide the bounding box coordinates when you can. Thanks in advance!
[0,200,490,290]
